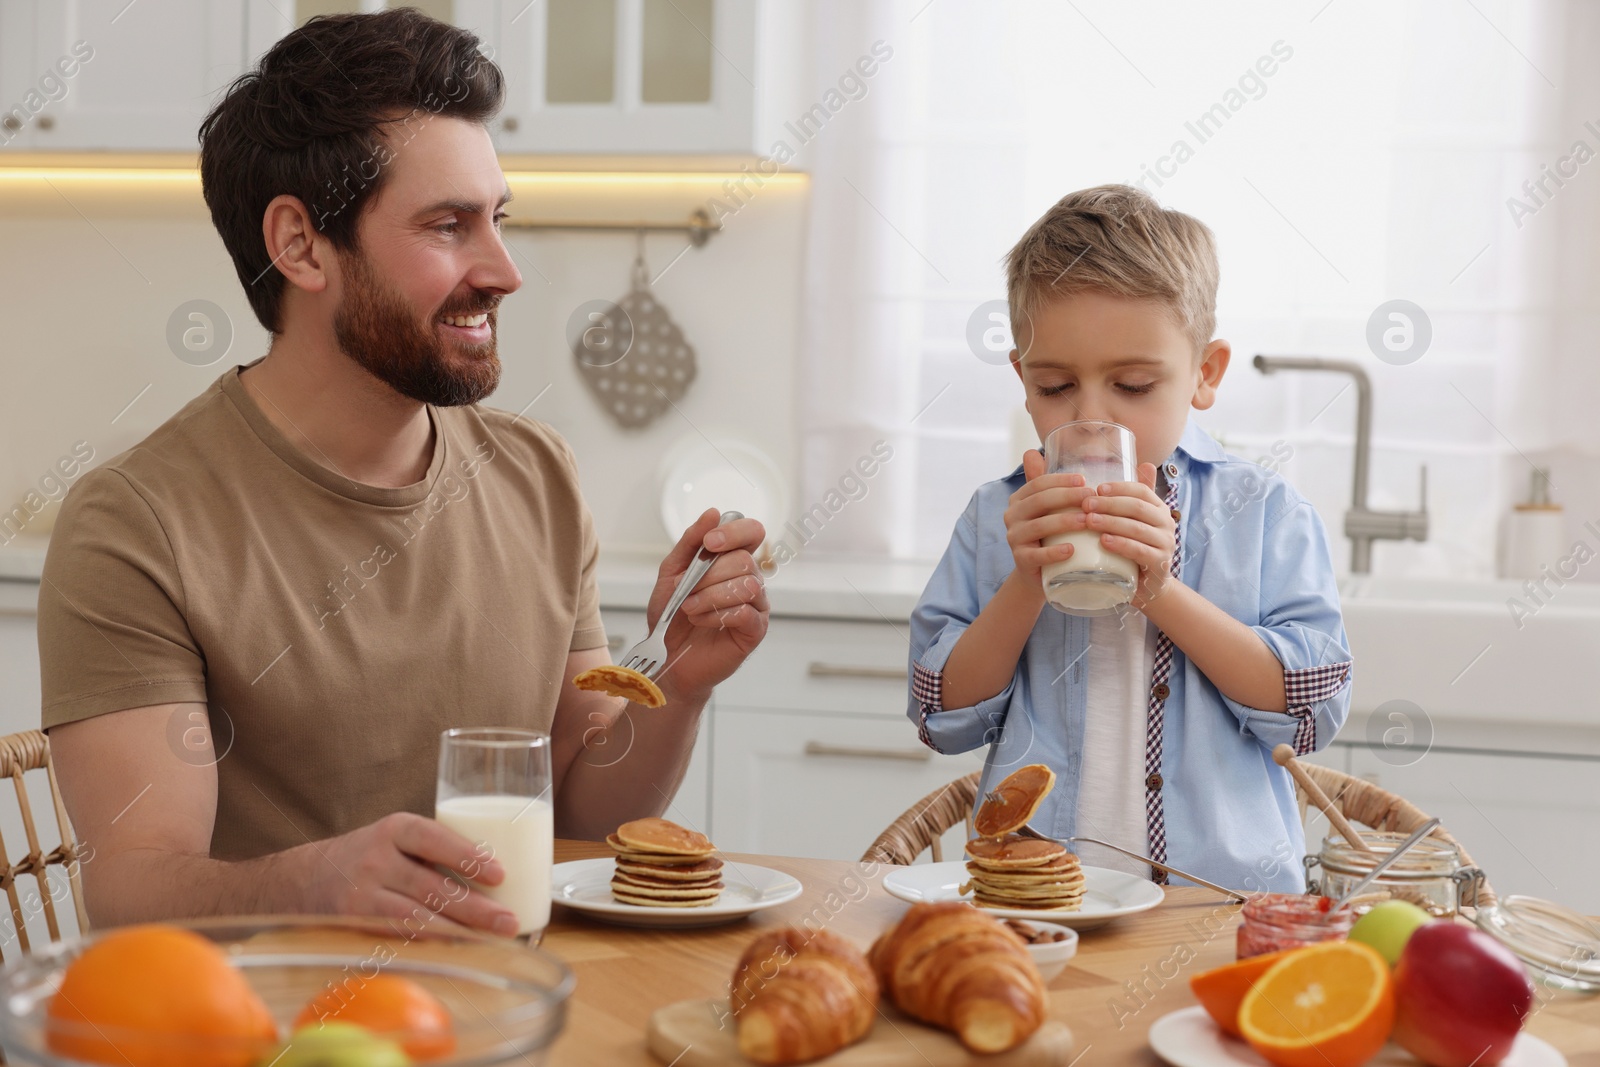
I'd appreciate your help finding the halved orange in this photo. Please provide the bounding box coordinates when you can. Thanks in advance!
[1238,941,1394,1067]
[1189,949,1296,1036]
[973,764,1056,838]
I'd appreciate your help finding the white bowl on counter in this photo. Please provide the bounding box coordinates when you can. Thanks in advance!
[1005,919,1079,981]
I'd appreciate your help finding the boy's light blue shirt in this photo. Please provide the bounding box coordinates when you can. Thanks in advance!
[907,421,1352,893]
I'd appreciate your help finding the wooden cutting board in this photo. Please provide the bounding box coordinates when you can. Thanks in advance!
[647,998,1075,1066]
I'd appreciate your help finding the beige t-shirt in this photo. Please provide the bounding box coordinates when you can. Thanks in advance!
[38,366,606,861]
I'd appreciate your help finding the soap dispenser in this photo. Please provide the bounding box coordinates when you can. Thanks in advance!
[1500,469,1564,580]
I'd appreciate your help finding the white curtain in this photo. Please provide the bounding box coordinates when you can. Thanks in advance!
[793,0,1598,577]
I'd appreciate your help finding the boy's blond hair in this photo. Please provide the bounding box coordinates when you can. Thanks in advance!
[1005,184,1219,354]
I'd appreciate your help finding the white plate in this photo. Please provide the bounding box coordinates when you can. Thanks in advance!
[552,858,803,928]
[880,861,1164,931]
[657,434,789,540]
[1148,1006,1567,1067]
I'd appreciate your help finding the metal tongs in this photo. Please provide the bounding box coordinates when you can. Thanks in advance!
[1014,821,1248,903]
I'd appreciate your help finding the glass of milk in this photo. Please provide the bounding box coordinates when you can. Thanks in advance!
[435,728,554,943]
[1040,420,1139,616]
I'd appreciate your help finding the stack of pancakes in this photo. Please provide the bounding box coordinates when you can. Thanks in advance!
[606,817,725,908]
[962,834,1085,912]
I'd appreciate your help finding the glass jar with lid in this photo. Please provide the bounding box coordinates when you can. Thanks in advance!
[1304,830,1482,918]
[1475,895,1600,992]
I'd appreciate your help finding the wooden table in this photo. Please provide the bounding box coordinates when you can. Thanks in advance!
[546,840,1600,1066]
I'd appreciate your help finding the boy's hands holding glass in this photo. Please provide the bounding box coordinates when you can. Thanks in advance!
[1004,452,1178,612]
[1076,462,1178,610]
[1001,449,1092,591]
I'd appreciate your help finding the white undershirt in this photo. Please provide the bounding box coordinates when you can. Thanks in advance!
[1073,611,1158,878]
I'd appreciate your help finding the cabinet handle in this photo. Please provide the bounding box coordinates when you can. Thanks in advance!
[37,115,54,131]
[807,662,905,681]
[803,741,931,763]
[607,634,627,652]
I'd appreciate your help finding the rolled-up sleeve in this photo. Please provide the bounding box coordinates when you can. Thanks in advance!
[1222,498,1352,756]
[907,496,1016,755]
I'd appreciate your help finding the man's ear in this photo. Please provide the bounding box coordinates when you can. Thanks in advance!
[1191,338,1231,411]
[261,194,332,297]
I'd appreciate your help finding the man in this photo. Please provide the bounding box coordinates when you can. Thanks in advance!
[37,10,767,936]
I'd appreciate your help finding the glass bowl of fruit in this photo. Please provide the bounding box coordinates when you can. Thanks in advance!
[0,915,574,1067]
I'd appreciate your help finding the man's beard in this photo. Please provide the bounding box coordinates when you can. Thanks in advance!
[334,249,502,407]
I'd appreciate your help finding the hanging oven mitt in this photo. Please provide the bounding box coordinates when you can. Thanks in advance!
[573,241,698,429]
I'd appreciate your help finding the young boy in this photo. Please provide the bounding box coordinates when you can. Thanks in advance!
[908,184,1351,892]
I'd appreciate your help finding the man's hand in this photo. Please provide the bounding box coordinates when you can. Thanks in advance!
[1002,449,1092,589]
[650,508,769,704]
[1078,461,1177,608]
[305,812,520,936]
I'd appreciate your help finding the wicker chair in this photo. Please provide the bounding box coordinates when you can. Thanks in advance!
[860,763,1496,906]
[0,729,90,961]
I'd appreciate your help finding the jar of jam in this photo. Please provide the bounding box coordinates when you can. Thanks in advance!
[1306,831,1480,919]
[1236,892,1354,959]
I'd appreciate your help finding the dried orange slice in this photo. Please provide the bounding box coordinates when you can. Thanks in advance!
[1238,941,1395,1067]
[1189,949,1296,1037]
[973,764,1056,838]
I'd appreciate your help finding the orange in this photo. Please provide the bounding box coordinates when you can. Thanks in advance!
[1189,949,1297,1036]
[295,973,457,1061]
[46,924,277,1067]
[1238,941,1395,1067]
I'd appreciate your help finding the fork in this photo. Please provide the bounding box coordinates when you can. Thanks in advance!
[1015,821,1248,902]
[616,510,745,679]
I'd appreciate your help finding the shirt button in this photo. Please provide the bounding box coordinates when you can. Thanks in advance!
[1153,682,1171,701]
[1165,463,1179,478]
[1146,772,1164,790]
[1170,507,1181,521]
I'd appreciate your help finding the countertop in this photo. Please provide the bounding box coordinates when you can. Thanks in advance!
[0,539,934,622]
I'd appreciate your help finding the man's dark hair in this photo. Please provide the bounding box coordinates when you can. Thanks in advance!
[199,8,503,334]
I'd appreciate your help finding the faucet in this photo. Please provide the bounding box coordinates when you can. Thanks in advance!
[1252,355,1428,574]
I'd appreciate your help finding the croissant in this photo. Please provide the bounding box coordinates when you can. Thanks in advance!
[730,927,879,1065]
[868,901,1046,1053]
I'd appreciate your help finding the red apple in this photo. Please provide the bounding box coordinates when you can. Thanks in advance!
[1392,920,1534,1067]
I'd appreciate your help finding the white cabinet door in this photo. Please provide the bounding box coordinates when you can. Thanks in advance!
[0,2,41,148]
[20,0,248,151]
[712,616,912,717]
[712,709,983,862]
[598,608,710,832]
[1316,743,1600,915]
[0,603,42,740]
[494,0,756,154]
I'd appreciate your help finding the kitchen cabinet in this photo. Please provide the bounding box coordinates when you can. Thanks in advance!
[1306,742,1600,914]
[492,0,758,154]
[0,0,759,155]
[0,596,41,740]
[0,0,254,152]
[708,616,983,861]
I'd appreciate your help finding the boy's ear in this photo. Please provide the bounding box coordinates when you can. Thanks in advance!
[1011,350,1028,413]
[1191,338,1231,411]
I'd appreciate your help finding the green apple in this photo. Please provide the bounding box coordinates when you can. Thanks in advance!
[1349,899,1433,967]
[266,1021,412,1067]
